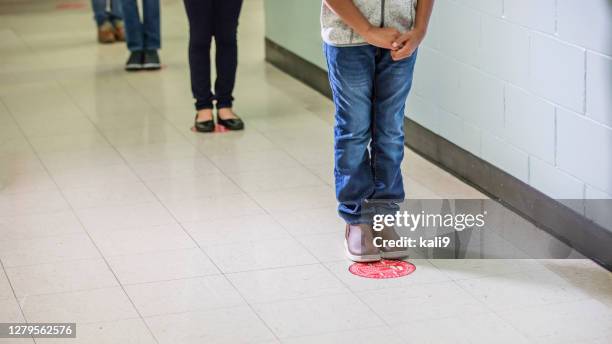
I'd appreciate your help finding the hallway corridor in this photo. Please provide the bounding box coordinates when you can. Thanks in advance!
[0,0,611,343]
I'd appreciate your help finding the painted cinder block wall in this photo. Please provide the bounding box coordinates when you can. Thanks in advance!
[264,0,612,215]
[263,0,327,69]
[407,0,612,215]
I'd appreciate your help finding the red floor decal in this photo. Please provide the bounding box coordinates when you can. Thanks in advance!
[56,2,86,10]
[349,260,416,279]
[214,124,229,133]
[190,124,229,133]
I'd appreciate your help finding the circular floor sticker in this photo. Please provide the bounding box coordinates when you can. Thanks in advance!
[190,124,229,133]
[56,2,86,10]
[349,260,416,279]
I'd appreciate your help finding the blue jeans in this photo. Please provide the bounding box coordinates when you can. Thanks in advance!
[324,43,417,225]
[92,0,123,26]
[122,0,160,51]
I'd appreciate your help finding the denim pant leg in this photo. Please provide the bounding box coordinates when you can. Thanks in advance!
[109,0,123,22]
[91,0,109,26]
[143,0,161,50]
[325,43,377,225]
[122,0,143,51]
[371,49,418,207]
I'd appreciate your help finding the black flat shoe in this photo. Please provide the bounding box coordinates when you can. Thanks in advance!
[194,114,215,133]
[217,115,244,131]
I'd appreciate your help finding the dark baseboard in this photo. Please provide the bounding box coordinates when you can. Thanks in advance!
[264,38,332,99]
[264,37,612,271]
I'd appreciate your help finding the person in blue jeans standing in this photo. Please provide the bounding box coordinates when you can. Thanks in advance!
[91,0,124,43]
[322,0,433,262]
[122,0,161,71]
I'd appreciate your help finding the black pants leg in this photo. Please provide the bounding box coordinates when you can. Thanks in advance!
[213,0,243,109]
[184,0,214,110]
[184,0,243,111]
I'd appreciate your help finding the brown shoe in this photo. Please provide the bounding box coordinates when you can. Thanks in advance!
[113,20,126,42]
[97,21,115,44]
[344,224,381,262]
[376,226,410,260]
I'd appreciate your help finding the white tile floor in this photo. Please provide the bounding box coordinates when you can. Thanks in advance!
[0,0,611,343]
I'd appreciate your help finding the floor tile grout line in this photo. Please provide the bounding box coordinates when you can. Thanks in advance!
[5,171,161,343]
[461,280,595,342]
[0,99,48,344]
[8,285,159,305]
[109,73,382,339]
[3,60,496,344]
[0,100,81,343]
[222,275,281,342]
[83,52,337,340]
[2,3,608,344]
[219,63,517,335]
[0,256,124,271]
[108,155,285,341]
[448,270,597,334]
[53,70,288,341]
[2,3,548,338]
[119,261,324,286]
[118,61,209,148]
[345,278,526,341]
[107,130,288,342]
[220,99,418,334]
[274,323,395,343]
[251,126,496,337]
[246,95,478,199]
[0,257,36,342]
[201,143,399,338]
[317,262,409,338]
[6,80,163,344]
[117,28,338,186]
[116,55,353,270]
[146,81,405,337]
[63,75,288,342]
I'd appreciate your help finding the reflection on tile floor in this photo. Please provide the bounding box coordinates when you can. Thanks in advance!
[0,0,611,343]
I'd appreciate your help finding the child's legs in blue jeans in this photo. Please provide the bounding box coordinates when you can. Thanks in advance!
[325,43,377,224]
[324,43,417,224]
[371,49,418,201]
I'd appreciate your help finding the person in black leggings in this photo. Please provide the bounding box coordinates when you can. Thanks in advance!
[184,0,245,132]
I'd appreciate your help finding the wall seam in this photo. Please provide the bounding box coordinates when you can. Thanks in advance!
[527,155,531,184]
[553,107,558,166]
[502,83,507,127]
[582,49,588,115]
[554,0,559,34]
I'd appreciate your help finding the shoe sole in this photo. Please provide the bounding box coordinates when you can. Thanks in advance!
[194,126,215,133]
[224,125,244,131]
[143,63,161,70]
[217,122,244,131]
[125,64,143,71]
[344,240,381,263]
[380,250,410,260]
